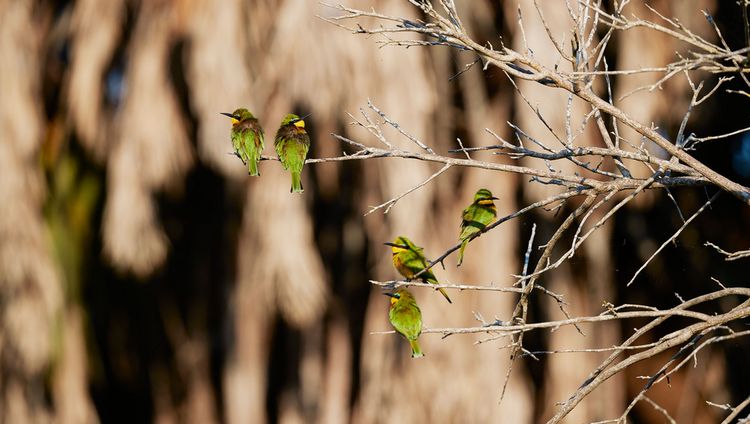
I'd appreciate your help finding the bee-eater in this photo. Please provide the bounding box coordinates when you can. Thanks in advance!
[274,113,310,193]
[220,108,264,176]
[457,188,498,266]
[384,289,424,358]
[385,236,452,304]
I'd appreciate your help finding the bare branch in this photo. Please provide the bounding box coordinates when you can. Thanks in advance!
[365,163,451,216]
[628,191,721,286]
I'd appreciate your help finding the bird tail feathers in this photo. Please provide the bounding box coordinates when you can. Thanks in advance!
[438,287,452,304]
[457,239,469,267]
[248,158,260,176]
[409,340,424,358]
[291,172,304,193]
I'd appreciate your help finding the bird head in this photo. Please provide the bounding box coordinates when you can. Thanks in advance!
[473,188,498,205]
[383,291,401,306]
[384,289,413,305]
[384,236,412,254]
[220,108,254,125]
[281,113,311,129]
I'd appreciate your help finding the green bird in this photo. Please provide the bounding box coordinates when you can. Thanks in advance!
[220,108,264,176]
[274,113,311,193]
[385,236,452,304]
[384,289,424,358]
[457,188,498,267]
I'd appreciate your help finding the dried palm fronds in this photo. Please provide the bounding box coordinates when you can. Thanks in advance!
[102,1,193,277]
[0,1,61,422]
[67,0,124,160]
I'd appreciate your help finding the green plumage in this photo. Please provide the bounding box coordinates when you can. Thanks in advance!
[386,289,424,358]
[222,108,264,176]
[457,188,498,266]
[387,236,452,304]
[274,113,310,193]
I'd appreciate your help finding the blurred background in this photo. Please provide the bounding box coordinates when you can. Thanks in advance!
[1,0,749,422]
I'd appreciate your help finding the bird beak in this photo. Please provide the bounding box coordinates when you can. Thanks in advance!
[220,112,236,119]
[294,113,312,122]
[490,196,499,200]
[384,242,410,249]
[383,292,398,298]
[291,113,311,128]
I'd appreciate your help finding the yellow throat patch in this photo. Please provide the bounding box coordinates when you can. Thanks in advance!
[390,245,408,254]
[293,119,305,129]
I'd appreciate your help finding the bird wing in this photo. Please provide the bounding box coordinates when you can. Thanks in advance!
[284,136,309,173]
[240,128,258,154]
[409,243,426,255]
[274,127,310,171]
[405,254,439,284]
[460,204,481,239]
[391,303,422,340]
[247,118,265,152]
[236,118,263,146]
[460,204,496,240]
[244,129,265,163]
[231,131,249,164]
[274,134,286,169]
[460,204,473,228]
[406,248,430,269]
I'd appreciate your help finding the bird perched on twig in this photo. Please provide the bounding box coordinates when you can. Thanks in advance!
[220,108,264,176]
[457,188,498,266]
[385,236,452,303]
[385,289,424,358]
[274,113,311,193]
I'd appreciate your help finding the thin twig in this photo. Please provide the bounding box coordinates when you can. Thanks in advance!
[365,163,451,216]
[628,191,721,286]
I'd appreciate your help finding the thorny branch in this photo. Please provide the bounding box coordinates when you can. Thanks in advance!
[312,0,750,421]
[323,1,750,204]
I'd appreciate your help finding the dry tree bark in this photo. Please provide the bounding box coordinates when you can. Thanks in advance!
[0,1,61,422]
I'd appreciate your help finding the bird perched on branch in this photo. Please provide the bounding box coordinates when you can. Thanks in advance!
[457,188,498,266]
[385,236,452,303]
[274,113,310,193]
[220,108,264,176]
[385,289,424,358]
